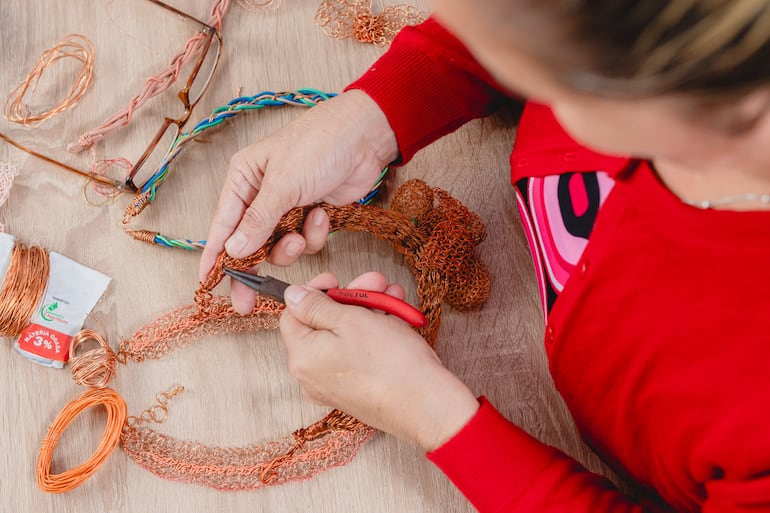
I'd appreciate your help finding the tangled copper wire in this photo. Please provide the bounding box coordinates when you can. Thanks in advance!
[3,34,94,127]
[315,0,426,46]
[86,158,133,200]
[69,329,118,388]
[0,244,50,337]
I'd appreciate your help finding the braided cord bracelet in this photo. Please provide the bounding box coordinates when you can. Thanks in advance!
[141,89,337,199]
[123,89,389,250]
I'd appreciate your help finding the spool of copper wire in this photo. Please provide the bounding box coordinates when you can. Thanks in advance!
[0,244,50,337]
[36,388,127,493]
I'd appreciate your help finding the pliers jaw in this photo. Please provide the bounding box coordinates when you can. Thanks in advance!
[223,269,290,303]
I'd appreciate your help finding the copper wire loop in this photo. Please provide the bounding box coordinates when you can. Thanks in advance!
[125,386,184,429]
[3,34,94,127]
[36,388,127,493]
[69,329,118,389]
[0,244,50,337]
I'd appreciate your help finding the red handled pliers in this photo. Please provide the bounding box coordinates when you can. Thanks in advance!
[224,268,427,328]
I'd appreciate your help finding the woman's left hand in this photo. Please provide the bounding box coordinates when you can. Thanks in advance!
[279,272,480,452]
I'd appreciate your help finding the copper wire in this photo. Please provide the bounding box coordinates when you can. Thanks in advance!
[87,158,132,199]
[125,385,184,429]
[36,388,127,493]
[69,329,118,389]
[3,34,94,127]
[122,192,153,224]
[123,229,158,245]
[0,243,50,337]
[315,0,426,46]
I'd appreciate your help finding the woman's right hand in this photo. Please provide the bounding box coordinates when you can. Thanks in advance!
[199,90,399,314]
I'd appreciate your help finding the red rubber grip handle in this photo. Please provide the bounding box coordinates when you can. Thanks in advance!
[325,288,427,328]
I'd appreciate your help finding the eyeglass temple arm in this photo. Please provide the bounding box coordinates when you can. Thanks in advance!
[146,0,217,32]
[0,132,127,191]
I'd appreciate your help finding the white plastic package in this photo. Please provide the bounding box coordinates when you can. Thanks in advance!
[0,233,111,368]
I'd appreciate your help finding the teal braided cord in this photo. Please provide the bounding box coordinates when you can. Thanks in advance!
[153,233,206,250]
[140,90,337,197]
[131,89,390,251]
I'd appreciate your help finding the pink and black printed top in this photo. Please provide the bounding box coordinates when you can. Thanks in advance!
[514,171,615,317]
[510,104,625,318]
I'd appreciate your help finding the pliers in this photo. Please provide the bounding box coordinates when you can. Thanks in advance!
[224,268,428,328]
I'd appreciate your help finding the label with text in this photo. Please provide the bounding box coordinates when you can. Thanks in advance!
[16,324,73,362]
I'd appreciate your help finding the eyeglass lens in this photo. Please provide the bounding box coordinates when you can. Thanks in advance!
[187,32,220,106]
[129,122,181,191]
[130,31,220,191]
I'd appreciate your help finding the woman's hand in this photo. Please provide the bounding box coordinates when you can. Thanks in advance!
[199,91,399,314]
[280,272,480,452]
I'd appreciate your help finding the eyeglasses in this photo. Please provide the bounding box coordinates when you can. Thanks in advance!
[0,0,222,196]
[124,0,223,193]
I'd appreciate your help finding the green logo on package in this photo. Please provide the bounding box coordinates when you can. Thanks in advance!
[40,302,67,324]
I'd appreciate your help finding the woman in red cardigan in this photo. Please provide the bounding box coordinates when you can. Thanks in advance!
[201,2,770,511]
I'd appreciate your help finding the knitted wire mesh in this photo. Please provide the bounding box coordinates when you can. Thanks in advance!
[117,179,490,489]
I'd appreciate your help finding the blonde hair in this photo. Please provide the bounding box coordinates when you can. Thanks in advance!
[488,0,770,98]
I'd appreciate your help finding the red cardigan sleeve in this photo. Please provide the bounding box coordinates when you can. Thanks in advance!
[428,398,665,513]
[346,17,510,164]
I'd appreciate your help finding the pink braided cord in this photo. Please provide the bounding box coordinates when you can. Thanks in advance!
[68,0,230,153]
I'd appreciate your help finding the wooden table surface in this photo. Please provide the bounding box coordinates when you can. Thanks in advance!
[0,1,609,511]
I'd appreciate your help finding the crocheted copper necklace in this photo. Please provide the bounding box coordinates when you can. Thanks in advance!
[38,179,490,492]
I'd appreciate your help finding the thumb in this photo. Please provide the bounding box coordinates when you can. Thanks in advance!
[283,285,349,331]
[224,185,298,259]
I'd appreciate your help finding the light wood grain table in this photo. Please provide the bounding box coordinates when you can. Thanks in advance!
[0,1,609,511]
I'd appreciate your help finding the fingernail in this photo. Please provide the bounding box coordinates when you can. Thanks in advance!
[312,209,326,227]
[225,231,247,256]
[285,240,302,256]
[284,285,309,305]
